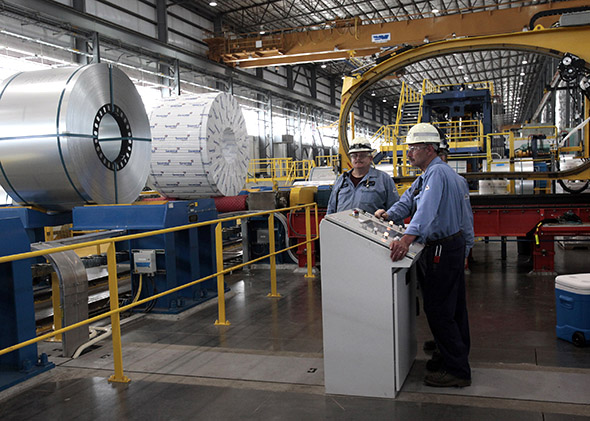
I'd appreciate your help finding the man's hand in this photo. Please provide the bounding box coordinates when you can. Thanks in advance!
[389,235,416,262]
[375,209,389,220]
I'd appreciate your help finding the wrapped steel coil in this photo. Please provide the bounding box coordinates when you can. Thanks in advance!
[0,63,151,211]
[148,93,249,198]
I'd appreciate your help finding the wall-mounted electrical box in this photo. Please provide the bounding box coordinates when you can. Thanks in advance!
[133,249,157,275]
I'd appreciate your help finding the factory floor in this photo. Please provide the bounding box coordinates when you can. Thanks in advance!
[1,240,590,420]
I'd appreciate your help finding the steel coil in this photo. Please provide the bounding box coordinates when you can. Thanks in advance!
[0,63,151,211]
[148,93,249,198]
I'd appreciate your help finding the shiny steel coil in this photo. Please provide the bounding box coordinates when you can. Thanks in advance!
[148,93,249,198]
[0,63,151,211]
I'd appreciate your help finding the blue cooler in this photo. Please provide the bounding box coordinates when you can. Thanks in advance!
[555,274,590,347]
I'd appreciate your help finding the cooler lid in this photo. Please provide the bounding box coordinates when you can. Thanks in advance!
[555,273,590,295]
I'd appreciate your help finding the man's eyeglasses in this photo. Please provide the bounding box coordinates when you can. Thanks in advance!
[407,145,429,152]
[350,152,371,160]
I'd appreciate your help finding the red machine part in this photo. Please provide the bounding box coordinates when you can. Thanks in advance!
[472,206,590,237]
[287,210,326,267]
[472,205,590,273]
[288,204,590,271]
[214,195,248,213]
[533,223,590,273]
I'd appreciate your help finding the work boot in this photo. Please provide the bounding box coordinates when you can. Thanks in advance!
[424,370,471,388]
[425,350,443,372]
[423,339,437,352]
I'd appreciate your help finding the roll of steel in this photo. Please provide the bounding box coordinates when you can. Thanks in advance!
[148,93,249,198]
[0,64,151,211]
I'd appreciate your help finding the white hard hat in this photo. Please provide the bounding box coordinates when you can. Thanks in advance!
[404,123,441,145]
[348,137,376,154]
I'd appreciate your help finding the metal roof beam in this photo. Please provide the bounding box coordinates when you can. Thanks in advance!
[3,0,370,123]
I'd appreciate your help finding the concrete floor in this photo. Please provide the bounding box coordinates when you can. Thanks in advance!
[1,239,590,420]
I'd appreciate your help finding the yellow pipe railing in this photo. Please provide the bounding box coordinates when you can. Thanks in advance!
[267,214,280,297]
[0,203,319,384]
[214,223,229,326]
[315,155,340,167]
[247,158,316,184]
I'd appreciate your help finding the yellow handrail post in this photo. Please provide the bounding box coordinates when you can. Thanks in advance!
[267,214,281,298]
[486,135,492,172]
[508,131,516,194]
[48,272,62,342]
[304,205,315,279]
[214,222,230,326]
[314,204,320,239]
[107,241,130,384]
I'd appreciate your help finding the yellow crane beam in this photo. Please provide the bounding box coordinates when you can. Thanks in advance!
[206,1,590,68]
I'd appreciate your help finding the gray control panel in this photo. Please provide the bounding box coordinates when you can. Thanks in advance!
[324,208,423,260]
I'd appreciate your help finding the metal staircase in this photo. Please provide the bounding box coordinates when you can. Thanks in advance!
[393,81,424,141]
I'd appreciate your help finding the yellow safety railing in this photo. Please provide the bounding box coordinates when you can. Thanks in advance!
[247,158,293,183]
[428,81,495,96]
[378,119,486,178]
[379,123,414,152]
[247,158,316,184]
[422,78,437,95]
[484,130,568,194]
[437,119,486,151]
[287,159,315,184]
[315,155,340,167]
[485,131,516,194]
[0,203,319,384]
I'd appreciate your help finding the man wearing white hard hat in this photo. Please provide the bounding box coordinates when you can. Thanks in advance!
[327,137,399,215]
[375,122,474,388]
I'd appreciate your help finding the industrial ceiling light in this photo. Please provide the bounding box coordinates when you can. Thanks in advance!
[423,36,429,43]
[522,60,528,64]
[382,99,387,102]
[458,65,464,70]
[209,1,217,6]
[431,9,440,14]
[371,91,376,96]
[321,64,327,69]
[520,72,525,76]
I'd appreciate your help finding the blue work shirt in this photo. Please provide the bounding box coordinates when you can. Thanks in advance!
[385,157,474,257]
[327,167,399,215]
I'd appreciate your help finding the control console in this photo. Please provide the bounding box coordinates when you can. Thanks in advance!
[324,208,423,259]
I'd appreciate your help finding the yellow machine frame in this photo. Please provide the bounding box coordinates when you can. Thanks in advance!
[338,25,590,182]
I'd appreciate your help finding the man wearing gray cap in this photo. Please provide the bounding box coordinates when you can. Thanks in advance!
[327,138,399,215]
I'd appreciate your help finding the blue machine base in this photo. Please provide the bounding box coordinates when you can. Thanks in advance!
[74,200,221,315]
[0,362,54,392]
[556,325,590,344]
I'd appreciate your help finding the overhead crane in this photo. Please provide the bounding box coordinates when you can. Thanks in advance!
[205,0,590,68]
